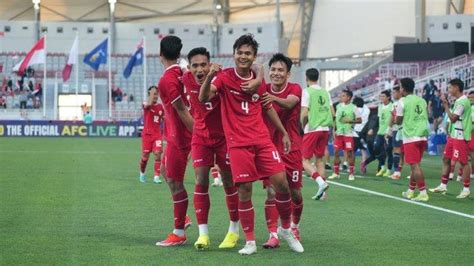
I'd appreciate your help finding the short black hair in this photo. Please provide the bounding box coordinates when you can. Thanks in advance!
[469,90,474,95]
[400,78,415,93]
[147,85,157,95]
[306,68,319,82]
[187,47,210,63]
[353,96,365,108]
[160,35,182,60]
[268,53,293,72]
[233,34,259,55]
[448,78,464,92]
[342,89,353,99]
[381,90,391,99]
[392,85,400,91]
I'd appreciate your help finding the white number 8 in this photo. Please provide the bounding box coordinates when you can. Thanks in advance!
[292,171,299,182]
[241,101,249,114]
[453,149,459,158]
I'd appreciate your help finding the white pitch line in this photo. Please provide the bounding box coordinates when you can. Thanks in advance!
[327,180,474,219]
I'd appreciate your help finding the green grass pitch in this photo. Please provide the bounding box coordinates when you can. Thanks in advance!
[1,138,473,265]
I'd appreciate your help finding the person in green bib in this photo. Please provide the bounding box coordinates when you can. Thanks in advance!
[328,89,361,181]
[395,78,429,202]
[301,68,334,200]
[430,79,471,199]
[361,90,394,177]
[469,91,474,180]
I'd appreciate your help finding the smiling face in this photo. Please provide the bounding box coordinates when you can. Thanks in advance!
[269,61,290,88]
[233,44,256,71]
[188,54,210,85]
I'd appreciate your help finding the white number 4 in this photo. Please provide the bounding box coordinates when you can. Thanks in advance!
[241,101,249,114]
[272,151,281,163]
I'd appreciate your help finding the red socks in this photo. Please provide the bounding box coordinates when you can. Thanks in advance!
[154,158,161,176]
[139,156,148,173]
[264,199,278,234]
[291,199,303,226]
[238,200,255,241]
[193,185,210,225]
[349,164,355,175]
[311,171,324,181]
[172,190,188,230]
[333,164,340,175]
[224,187,239,222]
[275,192,291,229]
[441,174,449,185]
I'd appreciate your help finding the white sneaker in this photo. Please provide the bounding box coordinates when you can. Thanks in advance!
[312,181,329,200]
[277,227,304,253]
[429,184,447,194]
[456,175,463,182]
[448,173,454,180]
[328,173,339,180]
[406,175,411,180]
[348,174,355,181]
[238,241,257,255]
[153,176,162,184]
[456,190,470,199]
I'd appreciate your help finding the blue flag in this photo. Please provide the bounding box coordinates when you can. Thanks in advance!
[83,38,108,71]
[123,46,143,78]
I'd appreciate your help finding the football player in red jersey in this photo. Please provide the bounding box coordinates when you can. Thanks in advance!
[155,36,193,247]
[260,53,304,248]
[139,86,165,184]
[200,34,303,255]
[183,47,240,250]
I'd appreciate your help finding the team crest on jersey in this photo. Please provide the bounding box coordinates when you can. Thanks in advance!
[158,110,163,116]
[252,93,260,102]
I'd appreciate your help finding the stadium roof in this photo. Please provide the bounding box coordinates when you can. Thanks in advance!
[0,0,299,23]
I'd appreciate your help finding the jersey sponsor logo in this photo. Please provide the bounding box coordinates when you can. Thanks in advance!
[238,173,250,178]
[230,90,241,95]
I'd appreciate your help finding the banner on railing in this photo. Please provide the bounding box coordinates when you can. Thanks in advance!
[0,120,138,137]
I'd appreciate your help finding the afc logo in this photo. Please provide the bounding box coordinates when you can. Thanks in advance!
[318,96,326,105]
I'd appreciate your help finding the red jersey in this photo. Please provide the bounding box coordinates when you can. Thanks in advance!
[182,71,225,143]
[265,82,302,153]
[142,103,164,136]
[157,64,192,148]
[211,67,272,148]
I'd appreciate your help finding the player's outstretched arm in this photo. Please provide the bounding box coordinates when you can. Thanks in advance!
[172,98,194,132]
[262,93,299,110]
[265,107,291,153]
[199,63,220,102]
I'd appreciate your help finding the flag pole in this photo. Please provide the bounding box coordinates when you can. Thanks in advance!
[108,36,112,119]
[143,35,147,102]
[43,34,47,118]
[75,32,79,96]
[54,71,58,119]
[92,72,96,120]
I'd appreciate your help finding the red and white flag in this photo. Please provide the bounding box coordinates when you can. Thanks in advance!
[62,36,78,82]
[13,37,45,75]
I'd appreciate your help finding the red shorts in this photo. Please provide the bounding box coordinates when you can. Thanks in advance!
[403,141,427,165]
[163,141,191,181]
[228,142,285,184]
[191,137,230,172]
[302,131,329,158]
[470,133,474,151]
[452,139,470,165]
[282,150,303,189]
[142,134,163,153]
[333,135,355,151]
[443,137,454,160]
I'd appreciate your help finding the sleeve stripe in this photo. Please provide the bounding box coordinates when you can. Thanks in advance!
[171,95,182,104]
